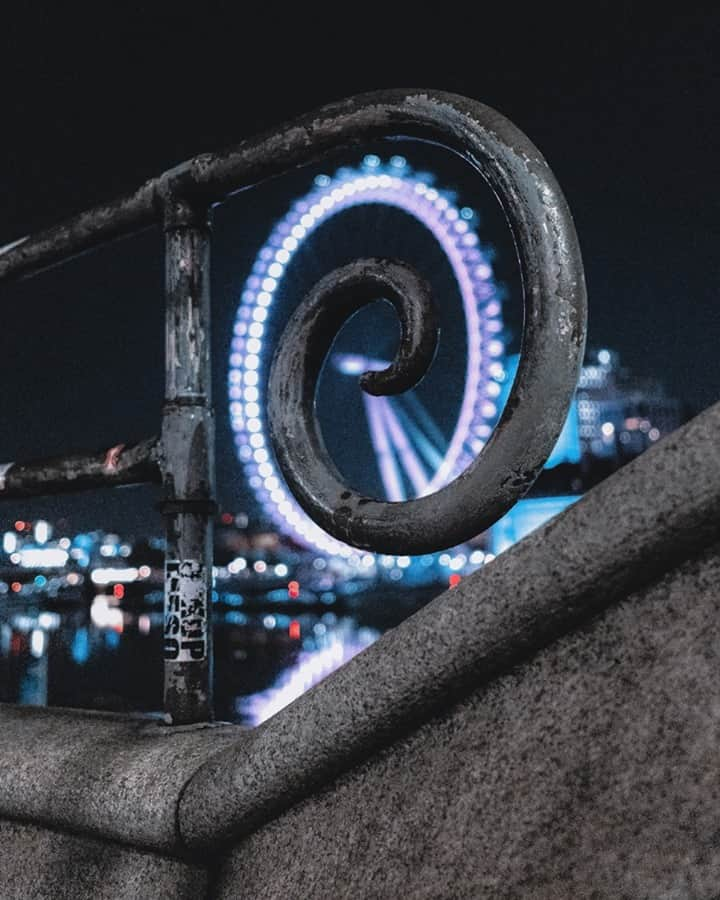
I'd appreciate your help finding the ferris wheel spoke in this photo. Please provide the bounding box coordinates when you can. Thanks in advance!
[390,399,446,474]
[362,393,406,502]
[376,397,430,497]
[398,390,448,454]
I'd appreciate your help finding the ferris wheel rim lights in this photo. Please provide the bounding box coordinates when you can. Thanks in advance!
[228,156,504,558]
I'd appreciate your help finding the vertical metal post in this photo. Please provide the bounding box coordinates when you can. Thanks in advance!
[160,196,215,725]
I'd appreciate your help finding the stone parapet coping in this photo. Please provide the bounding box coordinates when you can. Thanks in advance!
[1,400,719,856]
[0,706,244,853]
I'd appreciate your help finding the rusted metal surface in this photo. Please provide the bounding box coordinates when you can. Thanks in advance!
[158,198,215,725]
[0,182,158,283]
[0,89,585,288]
[0,437,160,499]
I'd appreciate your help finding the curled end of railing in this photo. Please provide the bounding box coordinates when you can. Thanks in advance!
[267,99,587,556]
[267,259,440,547]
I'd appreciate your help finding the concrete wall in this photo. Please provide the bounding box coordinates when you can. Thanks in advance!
[1,402,720,897]
[215,543,720,899]
[0,820,206,900]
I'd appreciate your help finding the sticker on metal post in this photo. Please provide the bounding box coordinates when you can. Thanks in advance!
[164,560,207,662]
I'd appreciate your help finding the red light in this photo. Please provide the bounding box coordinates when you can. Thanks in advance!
[288,580,300,599]
[289,620,301,640]
[14,521,25,532]
[10,581,21,593]
[221,512,234,525]
[113,583,125,600]
[449,574,461,588]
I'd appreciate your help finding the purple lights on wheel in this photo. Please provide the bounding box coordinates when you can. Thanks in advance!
[229,155,505,557]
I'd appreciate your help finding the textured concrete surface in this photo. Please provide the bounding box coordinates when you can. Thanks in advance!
[181,400,720,847]
[216,543,720,899]
[2,402,720,897]
[0,819,206,900]
[0,706,245,852]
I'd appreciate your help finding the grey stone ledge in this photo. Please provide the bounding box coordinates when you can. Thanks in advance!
[179,398,720,848]
[0,705,245,853]
[0,818,207,900]
[1,399,719,856]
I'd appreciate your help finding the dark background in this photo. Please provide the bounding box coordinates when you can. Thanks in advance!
[1,5,718,534]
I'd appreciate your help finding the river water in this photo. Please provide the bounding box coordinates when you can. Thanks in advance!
[0,587,434,726]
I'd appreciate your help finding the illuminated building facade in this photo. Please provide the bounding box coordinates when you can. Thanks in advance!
[577,348,683,460]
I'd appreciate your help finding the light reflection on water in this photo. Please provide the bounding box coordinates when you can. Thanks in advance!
[239,620,378,725]
[0,593,403,726]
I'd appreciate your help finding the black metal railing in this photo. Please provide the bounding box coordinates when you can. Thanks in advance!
[0,89,587,724]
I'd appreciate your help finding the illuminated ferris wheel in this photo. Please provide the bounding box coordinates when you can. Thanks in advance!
[228,155,506,557]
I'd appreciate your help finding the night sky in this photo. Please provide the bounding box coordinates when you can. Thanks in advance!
[1,7,718,535]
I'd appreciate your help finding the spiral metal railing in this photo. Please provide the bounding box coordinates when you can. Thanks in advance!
[0,90,587,723]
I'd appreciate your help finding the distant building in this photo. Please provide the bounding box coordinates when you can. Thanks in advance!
[490,348,685,554]
[576,348,683,460]
[500,348,683,468]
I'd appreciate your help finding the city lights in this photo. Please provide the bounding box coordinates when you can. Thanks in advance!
[34,521,50,545]
[19,548,68,569]
[90,567,139,586]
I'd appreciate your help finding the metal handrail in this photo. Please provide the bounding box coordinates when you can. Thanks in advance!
[0,89,587,723]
